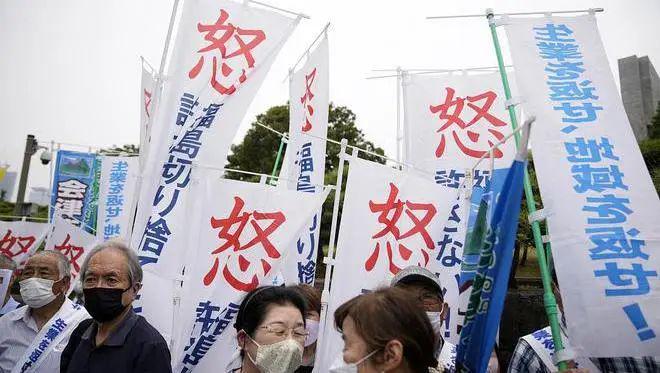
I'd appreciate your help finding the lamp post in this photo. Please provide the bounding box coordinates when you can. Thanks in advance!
[14,134,50,216]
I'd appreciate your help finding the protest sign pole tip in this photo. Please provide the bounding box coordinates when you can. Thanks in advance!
[485,8,568,371]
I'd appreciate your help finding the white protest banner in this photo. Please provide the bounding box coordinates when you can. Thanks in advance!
[0,221,50,267]
[402,71,517,343]
[277,35,329,285]
[402,71,516,173]
[129,0,300,339]
[98,156,139,241]
[171,174,329,372]
[505,14,660,356]
[316,157,457,372]
[45,214,99,284]
[139,61,157,171]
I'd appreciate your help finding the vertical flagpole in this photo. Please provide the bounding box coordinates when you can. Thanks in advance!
[485,9,568,371]
[396,66,402,164]
[269,135,287,185]
[316,138,348,370]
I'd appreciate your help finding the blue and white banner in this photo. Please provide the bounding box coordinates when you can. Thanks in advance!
[98,156,138,241]
[129,0,300,343]
[277,35,329,285]
[456,157,526,373]
[50,150,100,233]
[506,14,660,357]
[172,174,329,372]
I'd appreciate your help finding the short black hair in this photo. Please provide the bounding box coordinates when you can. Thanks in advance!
[234,285,308,337]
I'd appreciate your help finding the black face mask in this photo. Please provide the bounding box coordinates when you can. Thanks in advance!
[83,287,130,322]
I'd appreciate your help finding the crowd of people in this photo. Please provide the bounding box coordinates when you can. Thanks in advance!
[0,241,658,372]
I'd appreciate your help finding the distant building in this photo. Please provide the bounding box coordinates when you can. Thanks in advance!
[618,55,660,141]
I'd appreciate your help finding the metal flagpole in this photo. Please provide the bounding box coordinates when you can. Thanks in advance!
[269,135,287,185]
[484,8,567,371]
[316,138,348,369]
[396,66,402,164]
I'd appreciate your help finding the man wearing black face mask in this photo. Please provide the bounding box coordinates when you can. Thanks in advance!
[60,241,172,373]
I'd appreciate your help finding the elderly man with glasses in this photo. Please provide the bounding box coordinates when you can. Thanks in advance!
[60,240,171,373]
[0,250,89,373]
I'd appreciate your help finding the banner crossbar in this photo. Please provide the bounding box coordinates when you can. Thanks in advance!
[426,8,603,20]
[285,22,331,81]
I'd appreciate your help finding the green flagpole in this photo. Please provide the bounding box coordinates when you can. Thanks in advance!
[485,9,568,371]
[269,134,287,185]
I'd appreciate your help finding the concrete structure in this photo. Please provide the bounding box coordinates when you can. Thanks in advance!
[619,55,660,141]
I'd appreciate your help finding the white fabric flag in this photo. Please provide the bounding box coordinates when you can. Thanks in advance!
[0,221,50,267]
[505,14,660,357]
[139,61,157,172]
[98,156,139,241]
[45,214,99,284]
[316,157,457,372]
[277,35,329,285]
[402,71,517,343]
[129,0,300,341]
[171,174,329,372]
[402,71,516,172]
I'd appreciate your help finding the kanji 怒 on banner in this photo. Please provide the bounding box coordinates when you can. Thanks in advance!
[506,14,660,356]
[402,71,517,343]
[277,35,329,285]
[50,150,101,233]
[172,174,329,372]
[0,221,50,267]
[97,156,138,241]
[129,0,300,342]
[316,157,457,372]
[45,214,99,287]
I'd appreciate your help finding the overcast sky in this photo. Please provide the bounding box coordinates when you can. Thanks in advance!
[1,0,659,201]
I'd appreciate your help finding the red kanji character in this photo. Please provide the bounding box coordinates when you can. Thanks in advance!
[365,183,437,275]
[54,234,85,273]
[429,88,507,159]
[300,68,317,132]
[144,89,152,119]
[188,9,266,95]
[204,196,285,291]
[369,183,404,240]
[0,230,36,259]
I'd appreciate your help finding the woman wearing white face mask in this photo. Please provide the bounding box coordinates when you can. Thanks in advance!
[233,286,309,373]
[291,284,322,373]
[330,287,441,373]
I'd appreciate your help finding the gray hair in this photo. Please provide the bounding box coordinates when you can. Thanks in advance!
[80,240,143,285]
[0,255,17,271]
[31,250,71,279]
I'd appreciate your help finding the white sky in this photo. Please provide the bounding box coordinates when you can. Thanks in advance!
[1,0,659,201]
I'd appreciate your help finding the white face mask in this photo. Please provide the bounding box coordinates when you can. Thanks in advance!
[304,319,319,347]
[19,277,58,308]
[427,304,446,353]
[247,335,303,373]
[328,350,378,373]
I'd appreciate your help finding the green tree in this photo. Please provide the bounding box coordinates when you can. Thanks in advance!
[226,103,386,180]
[226,103,386,277]
[99,144,139,155]
[648,101,660,139]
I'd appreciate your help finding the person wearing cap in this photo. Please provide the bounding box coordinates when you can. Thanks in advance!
[391,265,500,372]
